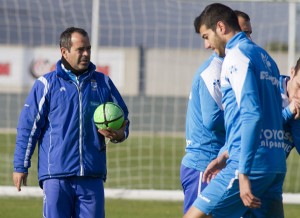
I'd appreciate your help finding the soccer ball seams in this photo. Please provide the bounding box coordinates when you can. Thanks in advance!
[94,115,124,125]
[93,102,124,130]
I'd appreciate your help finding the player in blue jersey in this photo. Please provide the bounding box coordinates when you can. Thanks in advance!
[180,10,253,214]
[12,27,129,218]
[180,51,225,214]
[244,59,300,218]
[184,3,286,218]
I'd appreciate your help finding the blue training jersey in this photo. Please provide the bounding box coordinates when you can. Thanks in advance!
[182,53,225,172]
[221,32,286,175]
[280,76,300,157]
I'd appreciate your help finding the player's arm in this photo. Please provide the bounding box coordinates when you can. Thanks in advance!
[231,63,262,175]
[203,149,228,183]
[228,55,262,207]
[199,80,224,131]
[238,78,262,208]
[200,56,225,131]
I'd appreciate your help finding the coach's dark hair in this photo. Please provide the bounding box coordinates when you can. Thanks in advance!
[60,27,89,51]
[194,3,241,34]
[294,58,300,75]
[234,10,250,21]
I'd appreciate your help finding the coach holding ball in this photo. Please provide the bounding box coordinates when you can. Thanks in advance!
[12,27,129,218]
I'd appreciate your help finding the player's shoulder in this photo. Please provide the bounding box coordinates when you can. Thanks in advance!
[197,53,222,74]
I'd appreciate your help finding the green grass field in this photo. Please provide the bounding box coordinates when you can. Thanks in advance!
[0,133,186,189]
[0,197,299,218]
[1,133,300,217]
[1,133,300,192]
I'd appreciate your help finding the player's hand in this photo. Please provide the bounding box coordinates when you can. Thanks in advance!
[203,150,228,183]
[98,120,128,142]
[12,172,28,192]
[289,98,300,120]
[239,174,261,209]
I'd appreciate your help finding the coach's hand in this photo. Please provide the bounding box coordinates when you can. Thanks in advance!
[98,120,128,142]
[239,174,261,209]
[12,172,28,192]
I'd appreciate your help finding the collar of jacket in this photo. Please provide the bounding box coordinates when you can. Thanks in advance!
[55,60,96,82]
[225,31,248,52]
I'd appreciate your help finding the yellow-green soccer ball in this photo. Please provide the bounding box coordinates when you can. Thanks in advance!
[93,102,124,130]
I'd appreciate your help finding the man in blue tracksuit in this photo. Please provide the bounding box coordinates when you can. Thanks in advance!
[184,4,286,218]
[13,27,129,218]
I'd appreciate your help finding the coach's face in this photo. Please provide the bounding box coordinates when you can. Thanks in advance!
[200,23,226,57]
[61,32,91,71]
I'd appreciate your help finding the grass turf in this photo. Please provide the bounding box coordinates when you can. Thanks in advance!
[0,197,299,218]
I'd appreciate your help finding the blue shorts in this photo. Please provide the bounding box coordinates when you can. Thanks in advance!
[193,161,285,218]
[243,199,284,218]
[243,173,285,218]
[43,177,105,218]
[180,164,208,214]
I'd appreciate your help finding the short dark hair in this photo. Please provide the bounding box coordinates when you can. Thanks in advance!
[60,27,89,51]
[194,3,241,34]
[294,58,300,75]
[234,10,250,22]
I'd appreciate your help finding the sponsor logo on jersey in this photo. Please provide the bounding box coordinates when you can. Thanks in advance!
[260,129,293,150]
[260,71,279,86]
[261,53,272,71]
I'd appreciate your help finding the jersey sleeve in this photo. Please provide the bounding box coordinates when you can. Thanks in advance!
[226,52,262,175]
[282,105,294,124]
[238,69,262,174]
[14,77,49,173]
[199,78,224,132]
[199,56,224,132]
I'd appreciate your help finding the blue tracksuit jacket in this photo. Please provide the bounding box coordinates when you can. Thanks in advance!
[13,60,129,186]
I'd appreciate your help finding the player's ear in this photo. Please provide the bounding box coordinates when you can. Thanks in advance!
[216,21,226,34]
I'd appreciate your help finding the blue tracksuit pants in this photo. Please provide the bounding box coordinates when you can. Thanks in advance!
[42,177,105,218]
